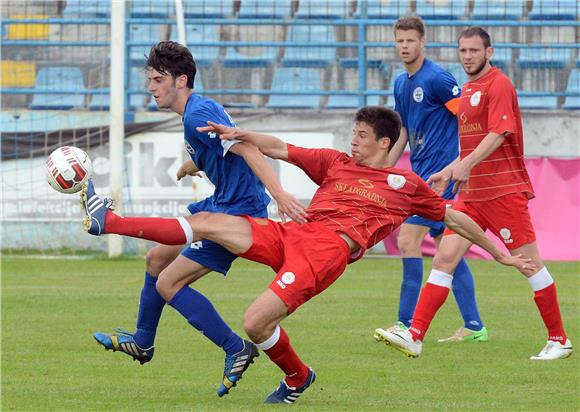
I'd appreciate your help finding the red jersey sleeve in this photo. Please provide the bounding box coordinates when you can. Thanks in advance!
[411,177,447,221]
[287,144,343,185]
[487,74,517,136]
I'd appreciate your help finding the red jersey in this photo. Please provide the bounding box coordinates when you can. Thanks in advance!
[458,67,534,202]
[287,144,447,255]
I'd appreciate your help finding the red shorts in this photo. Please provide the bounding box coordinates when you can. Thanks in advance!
[444,192,536,250]
[239,217,350,314]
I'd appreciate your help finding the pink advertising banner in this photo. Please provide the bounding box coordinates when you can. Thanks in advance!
[383,155,580,261]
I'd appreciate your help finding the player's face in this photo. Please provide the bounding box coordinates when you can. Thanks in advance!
[394,29,425,65]
[458,36,493,78]
[147,69,179,110]
[351,122,387,166]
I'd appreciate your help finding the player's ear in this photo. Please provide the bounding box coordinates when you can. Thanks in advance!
[381,136,391,150]
[176,74,188,89]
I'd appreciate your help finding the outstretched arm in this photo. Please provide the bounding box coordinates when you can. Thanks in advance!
[198,121,289,161]
[443,208,534,271]
[228,142,306,223]
[387,127,408,167]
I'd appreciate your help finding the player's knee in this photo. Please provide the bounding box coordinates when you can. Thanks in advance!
[146,247,172,275]
[155,272,178,301]
[397,235,421,256]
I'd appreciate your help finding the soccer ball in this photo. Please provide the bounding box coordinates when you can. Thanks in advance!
[46,146,93,194]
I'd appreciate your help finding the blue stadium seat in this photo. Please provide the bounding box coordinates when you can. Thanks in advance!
[563,69,580,109]
[129,24,162,63]
[238,0,292,18]
[295,1,350,19]
[385,64,406,108]
[183,0,235,18]
[516,91,558,110]
[89,67,148,111]
[224,47,277,68]
[471,0,524,20]
[282,25,336,68]
[439,62,468,88]
[29,67,86,110]
[490,47,513,69]
[267,68,321,108]
[62,1,99,17]
[353,0,410,18]
[327,94,380,109]
[327,58,382,108]
[528,0,576,20]
[416,0,468,20]
[130,0,173,18]
[170,25,220,67]
[519,49,571,69]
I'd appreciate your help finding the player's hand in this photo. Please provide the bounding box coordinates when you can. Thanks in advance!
[495,253,537,273]
[274,191,307,224]
[197,121,242,141]
[427,169,451,195]
[176,159,202,181]
[451,161,471,194]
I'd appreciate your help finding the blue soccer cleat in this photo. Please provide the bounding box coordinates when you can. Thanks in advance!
[93,328,154,365]
[264,368,316,404]
[217,339,259,397]
[80,179,113,235]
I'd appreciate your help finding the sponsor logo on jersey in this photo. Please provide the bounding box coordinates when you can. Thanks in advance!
[500,228,513,244]
[335,182,386,207]
[452,85,460,96]
[358,179,374,189]
[470,91,482,106]
[185,142,195,154]
[387,174,406,189]
[413,87,424,102]
[460,112,468,124]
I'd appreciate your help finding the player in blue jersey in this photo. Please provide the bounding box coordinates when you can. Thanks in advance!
[374,16,488,344]
[92,41,306,397]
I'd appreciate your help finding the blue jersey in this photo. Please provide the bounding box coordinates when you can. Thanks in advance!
[394,59,460,200]
[182,93,270,215]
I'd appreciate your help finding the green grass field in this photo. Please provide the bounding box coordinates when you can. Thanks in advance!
[2,256,579,411]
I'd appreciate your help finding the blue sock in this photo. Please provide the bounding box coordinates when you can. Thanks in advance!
[398,257,423,328]
[452,258,484,331]
[134,272,166,348]
[168,286,243,355]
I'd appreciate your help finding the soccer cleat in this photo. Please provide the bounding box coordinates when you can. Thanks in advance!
[93,328,154,364]
[373,321,408,342]
[80,179,113,235]
[437,326,489,343]
[376,324,422,358]
[264,368,316,404]
[217,339,259,397]
[530,339,573,360]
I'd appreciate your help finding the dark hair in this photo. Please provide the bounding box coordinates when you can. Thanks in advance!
[145,41,196,88]
[458,26,491,48]
[393,15,425,38]
[355,106,401,151]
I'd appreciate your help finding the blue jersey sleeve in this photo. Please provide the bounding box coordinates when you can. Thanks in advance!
[184,105,239,157]
[431,70,460,107]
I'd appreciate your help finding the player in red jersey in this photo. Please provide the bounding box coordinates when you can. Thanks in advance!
[381,27,573,361]
[80,107,532,402]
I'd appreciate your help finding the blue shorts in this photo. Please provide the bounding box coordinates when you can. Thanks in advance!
[181,198,268,275]
[405,215,445,239]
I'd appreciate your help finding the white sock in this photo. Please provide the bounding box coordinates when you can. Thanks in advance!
[427,269,453,289]
[255,325,281,351]
[527,266,553,292]
[177,217,194,244]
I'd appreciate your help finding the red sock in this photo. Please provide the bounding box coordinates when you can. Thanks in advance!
[104,211,188,245]
[534,283,567,343]
[263,327,309,388]
[409,282,451,341]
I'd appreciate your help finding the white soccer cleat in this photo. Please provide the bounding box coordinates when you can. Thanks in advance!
[530,339,573,360]
[373,321,408,342]
[375,324,422,358]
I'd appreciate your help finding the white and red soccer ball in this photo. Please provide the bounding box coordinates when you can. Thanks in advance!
[45,146,93,194]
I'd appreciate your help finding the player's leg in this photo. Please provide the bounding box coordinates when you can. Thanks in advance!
[245,289,315,404]
[435,234,487,343]
[395,222,431,327]
[509,242,572,360]
[380,234,473,358]
[93,244,183,363]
